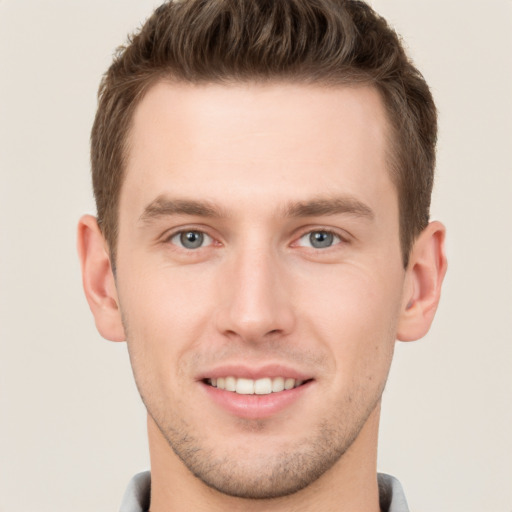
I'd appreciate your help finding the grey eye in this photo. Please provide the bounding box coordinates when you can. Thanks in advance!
[310,231,334,248]
[171,230,212,249]
[297,230,340,249]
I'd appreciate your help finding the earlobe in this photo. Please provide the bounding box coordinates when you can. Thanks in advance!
[397,221,447,342]
[77,215,126,342]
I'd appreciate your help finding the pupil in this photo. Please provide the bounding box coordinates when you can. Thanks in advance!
[181,231,203,249]
[310,231,333,248]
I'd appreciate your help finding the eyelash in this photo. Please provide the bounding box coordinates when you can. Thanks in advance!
[163,226,348,252]
[294,229,345,250]
[164,228,216,250]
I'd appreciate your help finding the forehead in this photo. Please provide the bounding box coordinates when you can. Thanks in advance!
[122,80,395,218]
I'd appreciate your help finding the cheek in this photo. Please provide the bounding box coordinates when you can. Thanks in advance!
[117,265,217,393]
[296,263,402,380]
[119,259,214,333]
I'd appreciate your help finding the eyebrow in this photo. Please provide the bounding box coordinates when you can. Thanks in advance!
[139,196,226,223]
[139,194,374,223]
[283,196,375,220]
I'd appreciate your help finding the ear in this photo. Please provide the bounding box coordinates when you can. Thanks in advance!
[397,221,447,342]
[77,214,126,342]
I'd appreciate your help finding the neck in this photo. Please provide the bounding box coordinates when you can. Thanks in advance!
[148,404,382,512]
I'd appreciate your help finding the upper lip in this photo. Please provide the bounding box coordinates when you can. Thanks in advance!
[196,363,313,382]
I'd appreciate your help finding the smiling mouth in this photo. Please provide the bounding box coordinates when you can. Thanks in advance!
[204,376,310,395]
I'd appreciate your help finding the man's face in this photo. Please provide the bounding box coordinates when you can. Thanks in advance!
[115,82,407,498]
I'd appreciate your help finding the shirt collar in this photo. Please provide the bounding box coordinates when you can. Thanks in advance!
[119,471,410,512]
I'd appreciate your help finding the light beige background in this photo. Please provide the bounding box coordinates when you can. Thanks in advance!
[1,1,511,511]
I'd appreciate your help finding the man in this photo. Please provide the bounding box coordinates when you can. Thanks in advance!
[77,1,447,510]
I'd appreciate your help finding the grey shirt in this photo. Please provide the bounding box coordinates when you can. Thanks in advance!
[119,471,410,512]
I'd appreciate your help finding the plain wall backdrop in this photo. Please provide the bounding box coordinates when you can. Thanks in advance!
[1,1,511,511]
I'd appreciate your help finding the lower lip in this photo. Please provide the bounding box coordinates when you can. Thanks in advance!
[201,381,313,420]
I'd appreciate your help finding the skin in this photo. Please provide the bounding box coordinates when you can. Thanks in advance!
[78,82,447,512]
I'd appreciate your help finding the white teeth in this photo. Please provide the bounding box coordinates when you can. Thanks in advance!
[209,376,305,395]
[254,378,272,395]
[236,378,254,395]
[272,377,285,392]
[225,376,236,392]
[284,378,295,390]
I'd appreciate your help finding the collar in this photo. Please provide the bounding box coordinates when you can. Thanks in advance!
[119,471,410,512]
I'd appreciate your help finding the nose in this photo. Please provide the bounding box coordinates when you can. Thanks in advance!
[215,245,296,343]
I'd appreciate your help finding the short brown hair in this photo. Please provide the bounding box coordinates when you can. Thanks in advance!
[91,0,437,268]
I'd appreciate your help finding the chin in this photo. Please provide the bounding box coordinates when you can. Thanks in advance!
[161,416,365,500]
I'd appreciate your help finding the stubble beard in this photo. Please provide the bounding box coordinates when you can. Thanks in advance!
[146,388,383,500]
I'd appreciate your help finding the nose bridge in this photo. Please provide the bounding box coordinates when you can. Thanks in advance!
[218,237,295,341]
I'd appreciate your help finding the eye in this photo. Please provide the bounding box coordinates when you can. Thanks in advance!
[297,230,342,249]
[170,230,213,250]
